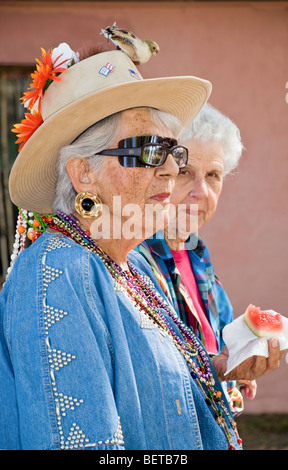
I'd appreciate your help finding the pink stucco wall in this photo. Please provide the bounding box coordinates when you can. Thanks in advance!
[1,1,288,413]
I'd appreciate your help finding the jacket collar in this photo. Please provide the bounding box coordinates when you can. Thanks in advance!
[144,231,205,260]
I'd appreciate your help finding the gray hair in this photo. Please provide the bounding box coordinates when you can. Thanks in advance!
[179,103,244,177]
[53,108,182,214]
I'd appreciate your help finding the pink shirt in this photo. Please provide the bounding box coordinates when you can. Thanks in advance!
[171,248,218,354]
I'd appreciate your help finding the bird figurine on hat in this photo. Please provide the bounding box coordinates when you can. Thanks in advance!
[101,22,159,64]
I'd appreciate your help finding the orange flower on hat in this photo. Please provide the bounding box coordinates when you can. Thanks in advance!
[21,47,69,110]
[12,44,78,151]
[12,109,43,151]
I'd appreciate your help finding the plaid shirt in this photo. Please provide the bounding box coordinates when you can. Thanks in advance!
[134,231,243,415]
[134,231,233,352]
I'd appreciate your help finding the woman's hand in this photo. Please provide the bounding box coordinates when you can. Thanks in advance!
[213,338,285,382]
[239,380,257,400]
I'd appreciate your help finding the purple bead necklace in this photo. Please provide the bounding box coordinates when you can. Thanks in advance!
[48,211,242,449]
[52,210,213,383]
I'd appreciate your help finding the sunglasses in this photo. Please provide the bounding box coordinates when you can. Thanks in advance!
[97,136,188,168]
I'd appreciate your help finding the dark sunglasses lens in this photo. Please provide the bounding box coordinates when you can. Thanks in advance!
[118,156,143,167]
[141,145,166,166]
[172,147,188,168]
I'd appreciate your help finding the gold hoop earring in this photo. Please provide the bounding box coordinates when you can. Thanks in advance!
[74,192,103,219]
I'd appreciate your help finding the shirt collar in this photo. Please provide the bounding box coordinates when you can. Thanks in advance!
[145,231,205,260]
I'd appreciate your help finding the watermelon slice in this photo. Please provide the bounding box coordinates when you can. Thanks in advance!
[244,304,284,338]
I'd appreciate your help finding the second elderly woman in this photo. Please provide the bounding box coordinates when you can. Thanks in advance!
[135,103,257,411]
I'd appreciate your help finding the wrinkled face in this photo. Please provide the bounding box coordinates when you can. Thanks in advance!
[170,139,224,232]
[90,108,179,240]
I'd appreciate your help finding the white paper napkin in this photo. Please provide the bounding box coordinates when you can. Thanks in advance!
[222,312,288,376]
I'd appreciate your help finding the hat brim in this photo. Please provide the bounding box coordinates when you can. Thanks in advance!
[9,76,211,213]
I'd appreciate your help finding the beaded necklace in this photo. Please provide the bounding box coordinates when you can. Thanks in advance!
[48,211,242,450]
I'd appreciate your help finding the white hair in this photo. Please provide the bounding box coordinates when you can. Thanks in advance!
[53,108,182,214]
[179,103,244,177]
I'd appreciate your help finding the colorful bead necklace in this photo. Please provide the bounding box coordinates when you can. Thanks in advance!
[48,211,242,450]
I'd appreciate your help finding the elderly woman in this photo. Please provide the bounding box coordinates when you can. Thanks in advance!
[135,104,256,410]
[0,44,282,451]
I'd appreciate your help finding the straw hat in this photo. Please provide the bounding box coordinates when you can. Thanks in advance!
[9,49,212,213]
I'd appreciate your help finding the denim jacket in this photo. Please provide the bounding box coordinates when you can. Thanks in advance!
[0,231,241,450]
